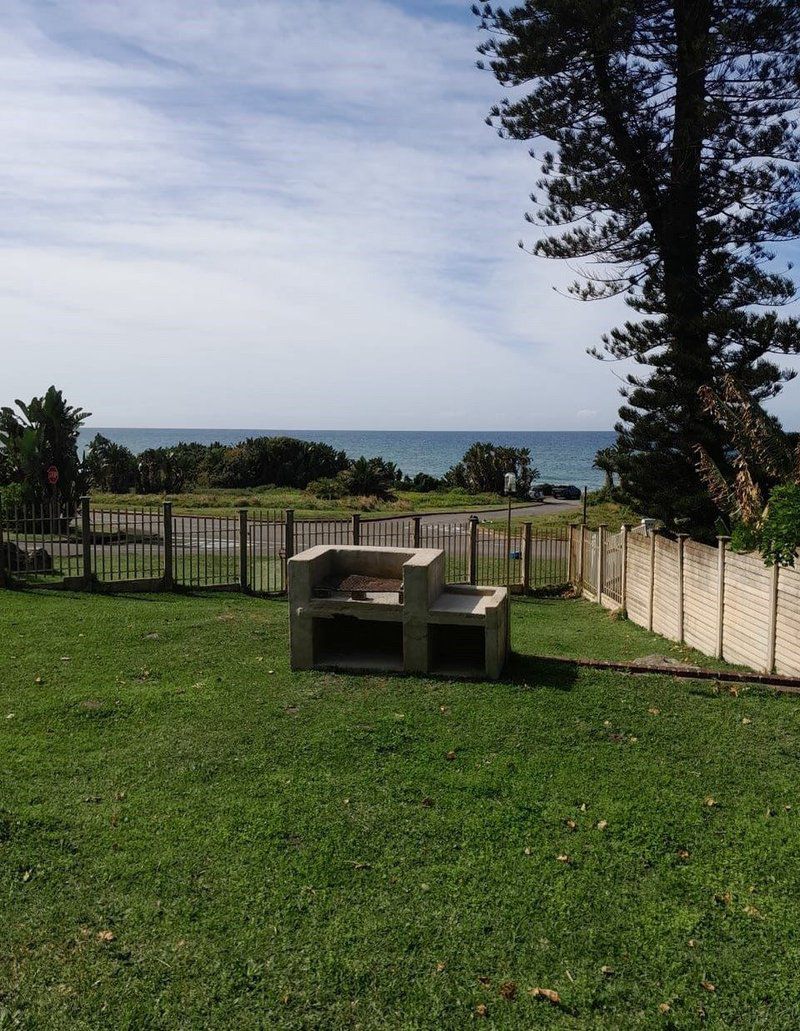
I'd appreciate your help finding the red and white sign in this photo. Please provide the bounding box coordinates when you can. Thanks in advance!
[46,466,59,486]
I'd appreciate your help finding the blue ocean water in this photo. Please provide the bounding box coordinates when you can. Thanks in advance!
[78,429,616,488]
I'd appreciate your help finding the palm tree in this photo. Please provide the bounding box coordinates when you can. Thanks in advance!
[0,386,90,511]
[593,446,619,491]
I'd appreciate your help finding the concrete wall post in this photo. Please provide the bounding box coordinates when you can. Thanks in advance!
[716,536,730,659]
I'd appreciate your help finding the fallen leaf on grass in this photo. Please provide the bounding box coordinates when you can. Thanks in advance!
[530,987,560,1004]
[435,962,446,973]
[744,904,763,920]
[704,796,719,808]
[475,1003,488,1017]
[714,892,732,907]
[565,819,577,831]
[648,707,660,715]
[596,820,608,831]
[742,717,752,725]
[499,981,517,1000]
[700,981,716,993]
[676,849,690,859]
[477,975,491,987]
[601,966,614,977]
[658,1003,671,1014]
[556,854,571,863]
[688,939,698,948]
[445,750,457,761]
[96,930,116,943]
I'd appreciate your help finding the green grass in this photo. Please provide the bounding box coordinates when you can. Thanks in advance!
[496,500,639,534]
[3,591,800,1028]
[92,487,515,519]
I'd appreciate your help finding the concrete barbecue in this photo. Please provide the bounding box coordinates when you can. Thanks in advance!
[288,544,508,678]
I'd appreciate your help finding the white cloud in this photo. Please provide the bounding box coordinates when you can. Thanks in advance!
[3,0,794,429]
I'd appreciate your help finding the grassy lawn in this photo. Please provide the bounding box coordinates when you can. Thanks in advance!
[3,591,800,1028]
[487,500,639,534]
[92,487,514,520]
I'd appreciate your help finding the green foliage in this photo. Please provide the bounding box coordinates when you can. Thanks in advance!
[0,386,90,511]
[217,436,349,490]
[340,456,401,499]
[444,442,538,496]
[401,472,441,493]
[84,434,138,493]
[593,446,621,492]
[476,2,800,532]
[758,484,800,567]
[0,481,26,510]
[306,476,348,501]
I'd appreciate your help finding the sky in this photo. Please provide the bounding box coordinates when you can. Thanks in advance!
[1,0,799,431]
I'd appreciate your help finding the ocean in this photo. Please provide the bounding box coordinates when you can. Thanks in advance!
[77,429,616,489]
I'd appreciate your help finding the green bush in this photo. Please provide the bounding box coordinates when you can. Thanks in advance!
[307,476,348,500]
[0,482,26,511]
[759,483,800,567]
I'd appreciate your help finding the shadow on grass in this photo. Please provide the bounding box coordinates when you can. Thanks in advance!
[506,652,579,692]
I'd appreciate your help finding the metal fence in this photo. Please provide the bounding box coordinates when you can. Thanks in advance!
[1,499,573,596]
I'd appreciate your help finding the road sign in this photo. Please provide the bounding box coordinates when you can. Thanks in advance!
[46,466,59,486]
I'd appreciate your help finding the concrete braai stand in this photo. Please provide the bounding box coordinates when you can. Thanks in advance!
[288,545,508,679]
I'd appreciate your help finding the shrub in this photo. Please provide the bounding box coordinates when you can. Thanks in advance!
[759,483,800,567]
[443,442,537,496]
[340,457,399,500]
[84,434,138,492]
[307,476,348,500]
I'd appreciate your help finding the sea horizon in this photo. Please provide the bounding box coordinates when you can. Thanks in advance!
[78,428,616,488]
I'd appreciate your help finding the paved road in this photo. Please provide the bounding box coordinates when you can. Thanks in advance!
[415,498,581,526]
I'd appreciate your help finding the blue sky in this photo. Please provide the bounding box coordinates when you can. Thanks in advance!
[2,0,799,430]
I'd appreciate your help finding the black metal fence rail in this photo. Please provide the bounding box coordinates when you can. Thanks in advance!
[1,500,575,596]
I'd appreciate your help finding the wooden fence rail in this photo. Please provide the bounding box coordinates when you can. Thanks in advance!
[575,523,800,677]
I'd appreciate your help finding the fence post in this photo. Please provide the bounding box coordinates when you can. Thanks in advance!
[597,524,607,601]
[620,523,630,612]
[81,496,92,588]
[351,512,361,545]
[766,561,779,673]
[567,524,575,584]
[716,536,729,659]
[578,524,585,590]
[163,501,173,590]
[285,509,295,562]
[522,521,532,594]
[648,530,657,631]
[677,533,688,643]
[412,515,421,549]
[239,508,249,592]
[468,515,479,585]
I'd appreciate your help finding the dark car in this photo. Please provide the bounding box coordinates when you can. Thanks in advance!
[552,484,582,500]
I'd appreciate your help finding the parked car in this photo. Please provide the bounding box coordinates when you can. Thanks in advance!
[528,487,544,502]
[552,484,582,500]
